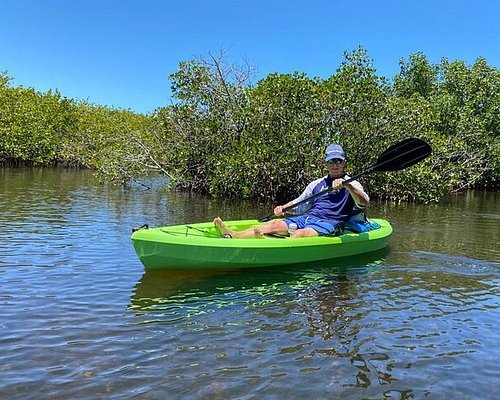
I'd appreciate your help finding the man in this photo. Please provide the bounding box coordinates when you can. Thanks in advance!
[214,143,369,238]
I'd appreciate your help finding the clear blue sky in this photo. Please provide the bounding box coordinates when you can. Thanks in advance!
[1,0,498,114]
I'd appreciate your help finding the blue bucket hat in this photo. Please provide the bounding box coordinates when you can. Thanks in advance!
[324,143,345,161]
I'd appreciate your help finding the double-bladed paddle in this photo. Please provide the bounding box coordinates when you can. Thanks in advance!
[258,137,432,222]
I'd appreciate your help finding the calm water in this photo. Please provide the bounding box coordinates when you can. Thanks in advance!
[1,167,499,399]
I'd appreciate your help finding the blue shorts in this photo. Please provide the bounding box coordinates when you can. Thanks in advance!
[283,215,337,235]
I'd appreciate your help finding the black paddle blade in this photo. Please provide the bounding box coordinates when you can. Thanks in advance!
[373,137,432,172]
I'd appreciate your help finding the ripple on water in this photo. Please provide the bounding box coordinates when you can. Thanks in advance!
[121,262,500,397]
[1,169,499,399]
[412,250,500,275]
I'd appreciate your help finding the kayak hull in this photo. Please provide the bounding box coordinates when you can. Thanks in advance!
[131,219,393,270]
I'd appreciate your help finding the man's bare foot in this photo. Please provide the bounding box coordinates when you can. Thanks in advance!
[214,217,266,238]
[214,217,234,238]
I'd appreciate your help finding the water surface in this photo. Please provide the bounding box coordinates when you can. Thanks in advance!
[1,167,498,399]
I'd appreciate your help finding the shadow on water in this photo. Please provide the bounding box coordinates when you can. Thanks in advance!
[129,248,390,311]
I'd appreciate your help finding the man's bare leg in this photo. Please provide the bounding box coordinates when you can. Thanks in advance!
[289,228,319,238]
[214,217,288,238]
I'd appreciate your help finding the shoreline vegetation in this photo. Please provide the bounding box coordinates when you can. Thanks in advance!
[1,48,498,203]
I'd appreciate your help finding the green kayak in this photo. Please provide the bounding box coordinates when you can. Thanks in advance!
[131,218,393,270]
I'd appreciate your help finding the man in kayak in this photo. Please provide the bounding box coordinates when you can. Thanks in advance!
[214,143,370,238]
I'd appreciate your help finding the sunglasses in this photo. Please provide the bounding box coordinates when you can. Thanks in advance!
[326,158,344,165]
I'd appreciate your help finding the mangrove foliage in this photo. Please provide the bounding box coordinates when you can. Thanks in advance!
[1,48,499,203]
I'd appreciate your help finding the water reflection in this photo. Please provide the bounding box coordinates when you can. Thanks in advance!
[243,257,500,396]
[129,249,389,312]
[127,242,498,399]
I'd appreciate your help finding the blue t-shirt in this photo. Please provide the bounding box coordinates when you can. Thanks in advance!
[290,175,367,226]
